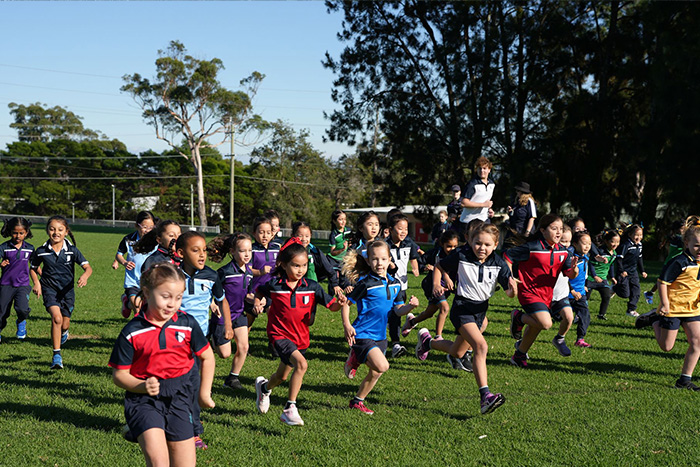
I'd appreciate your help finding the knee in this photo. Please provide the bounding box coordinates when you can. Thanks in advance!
[473,341,488,356]
[689,336,700,352]
[659,342,674,352]
[374,361,389,374]
[52,315,62,325]
[439,303,449,314]
[237,341,249,355]
[540,319,552,330]
[295,358,308,373]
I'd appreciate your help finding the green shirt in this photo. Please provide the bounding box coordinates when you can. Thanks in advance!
[329,227,352,262]
[588,249,617,281]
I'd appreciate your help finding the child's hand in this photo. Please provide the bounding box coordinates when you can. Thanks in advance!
[343,240,348,250]
[333,286,345,299]
[343,324,356,346]
[408,295,419,308]
[344,286,354,295]
[262,265,272,275]
[125,261,136,271]
[412,268,419,277]
[658,303,669,316]
[111,260,119,270]
[199,392,215,409]
[32,283,42,297]
[594,255,607,263]
[433,284,445,298]
[642,272,648,279]
[145,376,160,396]
[225,327,234,340]
[571,290,582,300]
[424,264,434,272]
[444,276,454,291]
[77,274,89,288]
[0,259,8,267]
[612,278,617,285]
[507,277,518,297]
[594,276,603,283]
[210,302,221,317]
[621,271,628,278]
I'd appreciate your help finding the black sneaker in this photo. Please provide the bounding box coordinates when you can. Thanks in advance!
[675,379,700,391]
[224,374,242,390]
[597,314,608,320]
[635,310,659,329]
[461,353,473,372]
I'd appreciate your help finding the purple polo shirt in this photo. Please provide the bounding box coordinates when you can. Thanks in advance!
[1,240,34,287]
[217,260,254,324]
[250,240,281,294]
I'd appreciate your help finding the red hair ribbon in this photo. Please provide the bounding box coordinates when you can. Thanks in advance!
[280,236,303,252]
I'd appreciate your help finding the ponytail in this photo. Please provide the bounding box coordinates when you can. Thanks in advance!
[207,232,251,263]
[134,219,179,254]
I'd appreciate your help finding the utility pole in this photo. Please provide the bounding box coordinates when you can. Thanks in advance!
[190,184,194,229]
[228,124,235,234]
[111,184,115,226]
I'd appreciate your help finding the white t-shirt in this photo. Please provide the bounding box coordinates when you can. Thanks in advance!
[460,178,495,224]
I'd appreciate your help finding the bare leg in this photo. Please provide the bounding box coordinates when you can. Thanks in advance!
[557,307,573,337]
[681,321,700,376]
[231,326,249,375]
[167,438,196,467]
[356,347,390,399]
[519,312,553,353]
[47,306,63,350]
[286,351,308,402]
[137,428,171,467]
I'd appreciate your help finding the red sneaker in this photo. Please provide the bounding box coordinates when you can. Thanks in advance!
[120,294,131,319]
[344,349,360,379]
[349,399,374,415]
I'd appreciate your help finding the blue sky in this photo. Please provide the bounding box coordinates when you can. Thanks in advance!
[0,1,349,162]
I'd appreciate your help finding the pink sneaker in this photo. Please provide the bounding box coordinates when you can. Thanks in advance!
[401,313,416,337]
[575,339,591,348]
[280,405,304,426]
[344,349,360,379]
[194,435,208,449]
[349,399,374,415]
[415,328,431,361]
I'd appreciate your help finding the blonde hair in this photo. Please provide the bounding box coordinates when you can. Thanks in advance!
[517,192,534,207]
[683,225,700,245]
[474,156,492,170]
[341,241,391,285]
[469,223,500,244]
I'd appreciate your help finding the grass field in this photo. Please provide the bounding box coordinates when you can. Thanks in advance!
[0,228,698,466]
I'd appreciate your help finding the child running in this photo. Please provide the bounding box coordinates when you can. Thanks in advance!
[587,229,620,320]
[208,233,254,391]
[613,224,647,317]
[253,238,343,426]
[506,214,577,368]
[329,209,352,265]
[634,224,700,390]
[422,223,515,414]
[112,211,156,318]
[341,241,419,414]
[176,231,227,450]
[135,220,182,273]
[340,211,381,294]
[549,225,575,357]
[109,262,215,466]
[30,216,92,369]
[247,216,281,329]
[0,217,38,342]
[568,231,593,348]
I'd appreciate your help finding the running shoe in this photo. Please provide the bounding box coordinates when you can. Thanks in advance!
[51,353,63,370]
[626,310,640,317]
[60,330,69,345]
[280,405,304,426]
[675,379,700,391]
[16,320,27,340]
[344,349,360,379]
[401,313,416,337]
[635,310,659,329]
[552,337,572,357]
[391,343,407,358]
[349,399,374,415]
[510,309,524,340]
[194,435,208,449]
[597,314,608,320]
[223,374,242,390]
[510,353,528,368]
[447,353,471,372]
[515,340,529,359]
[644,291,654,305]
[480,392,505,414]
[415,328,431,361]
[121,294,131,319]
[255,376,271,414]
[574,338,591,348]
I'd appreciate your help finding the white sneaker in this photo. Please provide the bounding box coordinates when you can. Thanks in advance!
[391,343,407,358]
[401,313,416,337]
[255,376,271,414]
[280,405,304,426]
[626,310,640,317]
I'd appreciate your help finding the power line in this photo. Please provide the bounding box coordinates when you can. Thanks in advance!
[0,63,121,79]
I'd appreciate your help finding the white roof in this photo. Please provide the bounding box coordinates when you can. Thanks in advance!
[344,205,444,215]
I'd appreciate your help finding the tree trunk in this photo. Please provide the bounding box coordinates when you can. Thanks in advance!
[191,145,208,228]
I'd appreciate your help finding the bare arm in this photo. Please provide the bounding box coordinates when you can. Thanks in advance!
[77,263,92,287]
[112,369,159,396]
[198,347,216,408]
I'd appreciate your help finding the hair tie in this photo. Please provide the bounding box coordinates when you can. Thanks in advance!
[280,237,303,252]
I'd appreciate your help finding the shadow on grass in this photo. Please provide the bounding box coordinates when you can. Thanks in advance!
[0,401,117,432]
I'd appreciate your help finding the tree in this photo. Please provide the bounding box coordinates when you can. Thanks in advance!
[8,102,101,142]
[121,40,265,227]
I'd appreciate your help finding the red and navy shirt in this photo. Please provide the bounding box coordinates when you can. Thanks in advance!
[504,238,575,306]
[257,275,336,350]
[1,240,34,287]
[109,310,210,380]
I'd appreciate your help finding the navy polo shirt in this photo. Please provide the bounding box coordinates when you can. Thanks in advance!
[1,240,35,287]
[141,247,181,273]
[460,177,495,224]
[31,240,88,291]
[347,273,405,341]
[217,260,253,323]
[180,266,225,336]
[440,246,511,303]
[109,310,210,380]
[617,238,645,275]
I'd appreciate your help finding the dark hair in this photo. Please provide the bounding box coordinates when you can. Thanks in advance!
[273,239,307,276]
[207,232,252,263]
[252,216,272,235]
[388,213,408,230]
[507,213,562,247]
[331,210,345,230]
[140,261,185,292]
[136,210,157,226]
[623,223,643,238]
[594,229,620,248]
[292,221,311,237]
[439,229,459,246]
[1,217,33,239]
[566,217,586,231]
[341,240,391,284]
[134,220,180,254]
[176,231,206,252]
[348,211,380,246]
[386,208,403,224]
[572,231,591,246]
[263,209,280,221]
[46,215,76,245]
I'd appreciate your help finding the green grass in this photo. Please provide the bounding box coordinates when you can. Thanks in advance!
[1,230,699,466]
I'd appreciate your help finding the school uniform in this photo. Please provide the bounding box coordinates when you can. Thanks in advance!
[117,232,155,297]
[328,227,352,263]
[504,238,575,313]
[0,240,34,331]
[30,240,89,317]
[108,311,210,441]
[430,221,450,244]
[256,275,336,366]
[212,261,253,345]
[459,177,496,225]
[306,244,339,289]
[568,252,590,340]
[386,236,420,343]
[141,246,181,273]
[613,238,646,313]
[656,251,700,330]
[586,248,617,317]
[347,273,405,363]
[250,241,281,294]
[420,247,455,305]
[439,246,511,330]
[508,197,537,235]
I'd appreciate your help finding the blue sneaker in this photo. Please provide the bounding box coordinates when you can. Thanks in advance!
[51,353,63,370]
[16,320,27,340]
[60,330,69,345]
[644,291,654,305]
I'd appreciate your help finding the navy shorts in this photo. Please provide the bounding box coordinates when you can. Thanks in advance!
[352,338,388,363]
[42,286,74,318]
[549,298,571,318]
[124,372,194,442]
[522,301,550,314]
[421,278,449,305]
[208,314,247,347]
[124,286,140,298]
[273,339,307,367]
[450,297,488,330]
[658,314,700,330]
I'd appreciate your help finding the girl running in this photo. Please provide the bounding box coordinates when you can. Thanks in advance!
[112,211,156,318]
[568,231,593,348]
[341,241,419,415]
[587,229,620,320]
[30,216,92,369]
[247,216,281,329]
[505,214,578,368]
[109,262,215,466]
[423,223,516,414]
[0,217,38,342]
[329,209,352,264]
[135,220,182,273]
[613,224,647,317]
[253,238,342,426]
[549,225,575,357]
[208,233,255,391]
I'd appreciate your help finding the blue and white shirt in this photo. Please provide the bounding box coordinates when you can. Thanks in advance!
[117,231,156,289]
[385,236,420,291]
[180,265,225,336]
[459,177,495,224]
[439,246,511,303]
[347,273,405,341]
